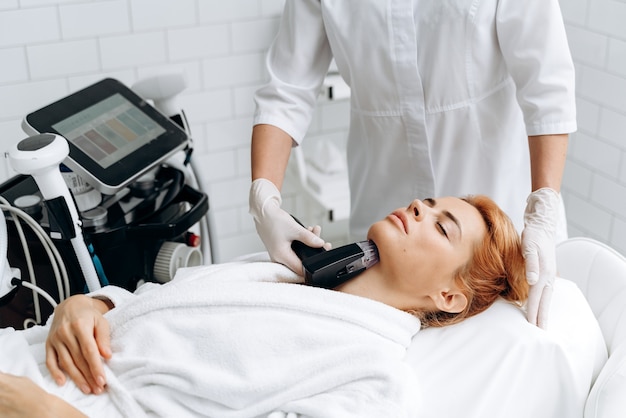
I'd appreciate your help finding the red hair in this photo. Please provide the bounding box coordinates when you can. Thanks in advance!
[420,195,528,327]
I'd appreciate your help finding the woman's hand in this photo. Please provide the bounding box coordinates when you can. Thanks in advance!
[0,372,87,417]
[45,295,112,395]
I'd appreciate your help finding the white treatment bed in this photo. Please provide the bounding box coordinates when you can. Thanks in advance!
[556,237,626,417]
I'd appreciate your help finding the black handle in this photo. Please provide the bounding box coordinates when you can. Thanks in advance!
[290,215,326,260]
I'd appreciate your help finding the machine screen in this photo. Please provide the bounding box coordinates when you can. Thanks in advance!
[52,94,166,170]
[22,78,188,195]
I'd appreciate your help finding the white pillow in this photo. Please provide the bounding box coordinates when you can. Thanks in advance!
[585,342,626,418]
[405,278,606,418]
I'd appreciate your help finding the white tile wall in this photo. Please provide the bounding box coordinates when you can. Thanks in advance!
[101,33,168,69]
[566,193,614,240]
[0,47,28,83]
[0,0,302,263]
[167,25,230,61]
[608,38,626,76]
[566,25,608,67]
[202,53,264,88]
[59,1,129,39]
[588,0,626,38]
[0,8,59,47]
[571,132,621,178]
[130,0,196,31]
[27,39,100,78]
[0,79,67,120]
[563,0,626,255]
[614,217,626,252]
[1,0,624,265]
[232,19,279,52]
[559,0,588,25]
[598,107,626,146]
[198,1,260,23]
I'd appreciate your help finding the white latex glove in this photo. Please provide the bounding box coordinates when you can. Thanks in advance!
[249,178,327,274]
[522,187,560,329]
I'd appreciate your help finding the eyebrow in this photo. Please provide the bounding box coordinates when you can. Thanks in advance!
[424,198,463,238]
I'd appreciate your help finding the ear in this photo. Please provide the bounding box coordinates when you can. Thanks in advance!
[432,289,468,314]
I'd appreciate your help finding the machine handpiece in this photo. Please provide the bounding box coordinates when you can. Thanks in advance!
[290,216,379,289]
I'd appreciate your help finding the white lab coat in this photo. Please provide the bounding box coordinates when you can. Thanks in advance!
[254,0,576,240]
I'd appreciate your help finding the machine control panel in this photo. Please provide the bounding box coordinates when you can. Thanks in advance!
[22,78,189,195]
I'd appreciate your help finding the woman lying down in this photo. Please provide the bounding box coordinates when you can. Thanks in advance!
[0,195,528,417]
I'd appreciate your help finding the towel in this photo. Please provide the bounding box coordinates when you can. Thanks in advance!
[1,261,421,417]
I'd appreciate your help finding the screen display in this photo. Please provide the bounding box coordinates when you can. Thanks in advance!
[52,93,165,169]
[25,78,188,194]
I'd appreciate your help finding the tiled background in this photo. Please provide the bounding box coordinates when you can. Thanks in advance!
[560,0,626,256]
[0,0,624,262]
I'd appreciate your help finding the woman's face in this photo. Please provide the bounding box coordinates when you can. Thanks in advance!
[366,197,487,311]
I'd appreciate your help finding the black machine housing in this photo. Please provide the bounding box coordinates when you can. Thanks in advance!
[0,76,209,329]
[0,165,208,328]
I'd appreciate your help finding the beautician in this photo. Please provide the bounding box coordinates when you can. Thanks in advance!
[249,0,576,328]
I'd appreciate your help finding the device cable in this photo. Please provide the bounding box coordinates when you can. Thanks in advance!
[1,201,69,299]
[0,197,69,299]
[15,278,57,308]
[187,157,217,264]
[1,200,43,322]
[0,199,64,327]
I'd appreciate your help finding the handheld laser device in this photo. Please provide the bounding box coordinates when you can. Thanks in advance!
[290,216,379,289]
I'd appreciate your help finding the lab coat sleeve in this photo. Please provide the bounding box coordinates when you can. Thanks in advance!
[496,0,577,136]
[253,0,334,144]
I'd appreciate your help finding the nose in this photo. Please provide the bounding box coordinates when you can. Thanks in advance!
[408,199,427,221]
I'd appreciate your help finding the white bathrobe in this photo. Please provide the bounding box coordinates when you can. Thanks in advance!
[0,261,421,417]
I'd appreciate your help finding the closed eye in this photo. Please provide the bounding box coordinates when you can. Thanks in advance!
[437,221,449,239]
[425,197,462,240]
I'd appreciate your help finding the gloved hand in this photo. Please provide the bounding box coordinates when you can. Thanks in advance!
[249,178,327,274]
[522,187,560,329]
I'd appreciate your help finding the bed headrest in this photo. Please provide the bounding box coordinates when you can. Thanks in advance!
[556,237,626,418]
[556,237,626,355]
[585,342,626,418]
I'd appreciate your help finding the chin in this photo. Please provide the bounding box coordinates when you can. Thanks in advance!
[366,221,395,261]
[366,220,384,243]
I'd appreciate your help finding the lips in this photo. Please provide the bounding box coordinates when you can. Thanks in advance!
[389,211,408,234]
